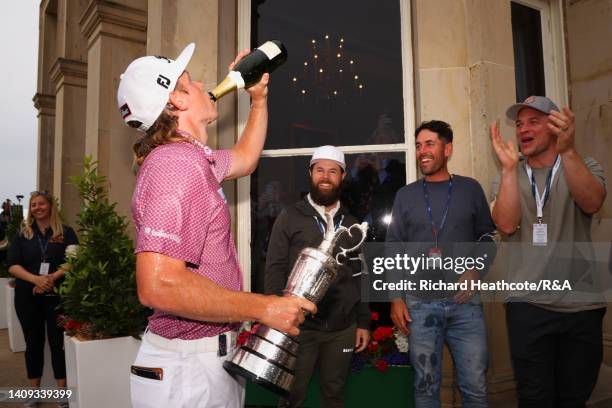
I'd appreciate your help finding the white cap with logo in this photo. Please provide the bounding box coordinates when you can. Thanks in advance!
[117,43,195,132]
[310,145,346,171]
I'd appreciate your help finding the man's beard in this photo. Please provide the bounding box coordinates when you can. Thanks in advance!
[310,179,342,207]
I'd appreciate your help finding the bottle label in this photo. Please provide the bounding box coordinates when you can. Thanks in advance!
[228,70,245,89]
[258,41,282,60]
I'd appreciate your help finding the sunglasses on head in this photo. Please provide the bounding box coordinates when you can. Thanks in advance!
[30,190,50,197]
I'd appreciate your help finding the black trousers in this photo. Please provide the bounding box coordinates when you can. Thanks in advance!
[506,302,605,408]
[279,323,357,408]
[14,288,66,379]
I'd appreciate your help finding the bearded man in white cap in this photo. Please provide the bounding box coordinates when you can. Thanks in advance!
[117,44,316,408]
[264,145,371,408]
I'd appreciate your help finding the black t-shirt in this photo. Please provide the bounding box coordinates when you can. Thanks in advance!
[7,223,78,292]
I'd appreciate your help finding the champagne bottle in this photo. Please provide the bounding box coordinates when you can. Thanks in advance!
[208,40,287,101]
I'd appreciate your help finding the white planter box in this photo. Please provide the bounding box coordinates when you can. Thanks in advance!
[0,278,8,328]
[65,334,141,408]
[6,283,25,352]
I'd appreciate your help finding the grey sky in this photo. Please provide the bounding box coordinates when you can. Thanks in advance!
[0,2,39,207]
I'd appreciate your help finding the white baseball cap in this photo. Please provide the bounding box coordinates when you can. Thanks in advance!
[310,145,346,171]
[117,43,195,132]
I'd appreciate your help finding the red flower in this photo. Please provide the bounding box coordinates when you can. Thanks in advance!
[374,359,389,373]
[367,341,379,354]
[372,326,394,341]
[237,331,251,347]
[64,320,82,331]
[370,311,379,321]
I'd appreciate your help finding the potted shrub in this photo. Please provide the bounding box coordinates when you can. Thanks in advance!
[59,157,149,408]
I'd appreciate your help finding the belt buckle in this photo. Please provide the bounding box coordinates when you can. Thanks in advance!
[218,334,227,356]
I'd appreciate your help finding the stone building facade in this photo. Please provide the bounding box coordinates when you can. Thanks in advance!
[34,0,611,405]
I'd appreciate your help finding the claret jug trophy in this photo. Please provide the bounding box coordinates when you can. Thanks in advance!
[224,216,368,396]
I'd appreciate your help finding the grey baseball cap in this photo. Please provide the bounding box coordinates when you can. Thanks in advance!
[506,95,560,120]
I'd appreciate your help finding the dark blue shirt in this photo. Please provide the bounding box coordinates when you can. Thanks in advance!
[7,223,78,292]
[386,175,496,294]
[387,175,495,244]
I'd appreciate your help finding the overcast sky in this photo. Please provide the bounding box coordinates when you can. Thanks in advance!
[0,2,39,207]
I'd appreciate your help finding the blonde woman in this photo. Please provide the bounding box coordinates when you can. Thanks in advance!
[7,191,78,407]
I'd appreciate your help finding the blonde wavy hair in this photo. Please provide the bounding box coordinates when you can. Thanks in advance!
[21,192,63,240]
[132,107,184,166]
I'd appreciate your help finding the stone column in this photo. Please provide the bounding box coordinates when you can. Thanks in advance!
[33,93,56,193]
[565,0,612,366]
[80,0,147,221]
[35,0,59,194]
[49,0,90,225]
[412,0,517,405]
[50,58,87,225]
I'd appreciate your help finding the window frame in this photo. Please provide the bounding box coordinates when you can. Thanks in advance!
[235,0,416,290]
[512,0,568,106]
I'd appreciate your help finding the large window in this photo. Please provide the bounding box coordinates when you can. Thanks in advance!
[237,0,415,294]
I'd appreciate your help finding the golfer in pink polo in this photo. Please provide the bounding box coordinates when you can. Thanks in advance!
[117,43,316,408]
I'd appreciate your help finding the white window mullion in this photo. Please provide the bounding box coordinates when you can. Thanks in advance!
[237,0,252,291]
[261,143,411,158]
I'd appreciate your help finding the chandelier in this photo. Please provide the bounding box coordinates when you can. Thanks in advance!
[291,34,365,101]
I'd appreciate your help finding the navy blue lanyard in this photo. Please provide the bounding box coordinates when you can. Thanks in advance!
[36,230,50,262]
[527,155,560,215]
[422,177,453,246]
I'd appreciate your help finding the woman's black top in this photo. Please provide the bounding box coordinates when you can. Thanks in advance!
[7,223,78,292]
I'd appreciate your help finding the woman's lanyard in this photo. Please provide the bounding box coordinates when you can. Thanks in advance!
[422,176,453,248]
[525,155,560,223]
[36,231,50,262]
[36,229,51,275]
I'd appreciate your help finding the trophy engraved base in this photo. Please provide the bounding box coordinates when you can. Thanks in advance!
[223,326,299,397]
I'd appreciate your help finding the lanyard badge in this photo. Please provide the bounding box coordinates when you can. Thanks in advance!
[422,177,453,258]
[525,156,560,246]
[36,231,51,275]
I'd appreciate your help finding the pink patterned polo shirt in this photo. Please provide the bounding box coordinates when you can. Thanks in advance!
[132,140,242,339]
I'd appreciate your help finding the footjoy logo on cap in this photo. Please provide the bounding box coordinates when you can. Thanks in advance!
[157,74,171,89]
[120,103,131,119]
[524,95,536,104]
